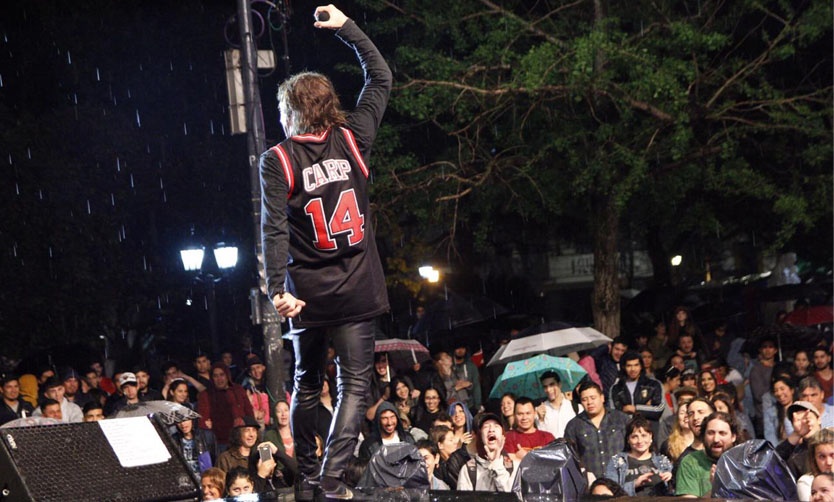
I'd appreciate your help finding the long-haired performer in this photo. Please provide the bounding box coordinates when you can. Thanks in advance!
[259,4,392,500]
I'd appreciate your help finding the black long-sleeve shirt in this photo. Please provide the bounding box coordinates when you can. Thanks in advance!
[260,19,392,327]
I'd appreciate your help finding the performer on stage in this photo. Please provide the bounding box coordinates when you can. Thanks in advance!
[260,4,392,500]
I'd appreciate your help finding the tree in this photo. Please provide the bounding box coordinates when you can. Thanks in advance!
[354,0,832,336]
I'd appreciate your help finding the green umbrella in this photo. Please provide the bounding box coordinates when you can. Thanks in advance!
[489,354,587,400]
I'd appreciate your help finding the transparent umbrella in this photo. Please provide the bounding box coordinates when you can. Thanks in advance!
[113,400,200,425]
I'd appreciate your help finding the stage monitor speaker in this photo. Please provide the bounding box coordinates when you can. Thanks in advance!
[0,418,199,502]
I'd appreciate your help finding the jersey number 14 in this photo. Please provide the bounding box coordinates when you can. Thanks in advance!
[304,189,365,250]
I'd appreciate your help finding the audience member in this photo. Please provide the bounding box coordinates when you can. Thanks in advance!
[604,414,673,496]
[62,368,91,407]
[793,350,813,380]
[192,354,212,390]
[504,396,555,461]
[749,336,779,436]
[536,370,579,439]
[173,417,217,475]
[452,342,482,413]
[711,392,753,441]
[662,401,694,464]
[676,411,738,497]
[197,363,254,449]
[777,400,823,478]
[35,376,82,422]
[609,351,665,426]
[413,386,445,432]
[358,401,415,460]
[40,398,62,420]
[814,348,834,402]
[432,424,469,489]
[448,402,474,450]
[133,367,163,401]
[675,333,702,372]
[499,392,516,431]
[240,356,270,428]
[416,439,450,490]
[800,377,834,428]
[216,416,261,472]
[0,374,34,425]
[593,338,628,395]
[648,319,674,371]
[106,372,141,415]
[264,401,295,459]
[588,477,628,498]
[200,467,225,501]
[564,381,629,479]
[81,401,105,422]
[797,428,834,501]
[225,466,255,497]
[456,413,519,492]
[811,472,834,502]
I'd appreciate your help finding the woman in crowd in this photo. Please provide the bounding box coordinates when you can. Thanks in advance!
[794,350,813,380]
[200,467,225,501]
[604,414,673,496]
[413,386,445,432]
[798,429,834,501]
[172,418,217,475]
[225,467,255,497]
[432,424,470,489]
[388,375,418,424]
[263,400,294,459]
[365,352,394,421]
[662,402,693,464]
[166,378,193,409]
[697,370,719,400]
[764,374,796,446]
[710,392,753,441]
[448,402,474,449]
[812,472,834,502]
[667,306,701,351]
[500,392,517,431]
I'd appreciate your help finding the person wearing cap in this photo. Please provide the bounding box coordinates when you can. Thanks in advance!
[216,416,261,473]
[456,412,519,492]
[676,411,738,497]
[32,376,82,422]
[106,372,142,416]
[0,374,35,425]
[776,400,823,478]
[241,356,270,428]
[62,368,92,407]
[536,370,580,439]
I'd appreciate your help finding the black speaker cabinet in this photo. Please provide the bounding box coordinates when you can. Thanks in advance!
[0,418,199,501]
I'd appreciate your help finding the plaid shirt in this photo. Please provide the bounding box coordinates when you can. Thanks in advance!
[563,408,630,479]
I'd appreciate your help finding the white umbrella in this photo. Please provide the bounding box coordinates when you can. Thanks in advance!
[487,321,611,367]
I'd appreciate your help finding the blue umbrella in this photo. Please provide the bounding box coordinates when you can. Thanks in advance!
[489,354,587,400]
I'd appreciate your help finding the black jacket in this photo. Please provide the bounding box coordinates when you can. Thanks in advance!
[609,374,665,421]
[358,401,415,460]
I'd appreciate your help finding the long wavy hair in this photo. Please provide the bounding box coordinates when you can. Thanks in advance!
[277,72,347,137]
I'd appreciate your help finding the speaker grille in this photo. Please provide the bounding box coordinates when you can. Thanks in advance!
[1,420,198,502]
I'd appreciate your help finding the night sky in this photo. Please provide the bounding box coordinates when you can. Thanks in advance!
[0,0,365,362]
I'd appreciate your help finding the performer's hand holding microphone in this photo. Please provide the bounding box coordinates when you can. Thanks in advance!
[314,4,347,29]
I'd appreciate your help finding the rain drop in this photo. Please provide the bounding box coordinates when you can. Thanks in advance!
[121,225,126,239]
[135,109,141,127]
[38,189,43,200]
[162,190,167,202]
[95,67,100,81]
[26,147,31,159]
[210,120,215,135]
[0,74,3,88]
[12,243,17,258]
[8,153,11,164]
[157,296,162,309]
[72,93,78,104]
[111,193,115,206]
[130,173,135,188]
[139,63,143,71]
[143,256,148,270]
[48,246,53,258]
[87,200,91,214]
[183,122,188,135]
[14,183,19,195]
[159,177,164,189]
[146,144,151,154]
[169,61,174,71]
[66,50,72,64]
[127,88,131,99]
[116,157,121,172]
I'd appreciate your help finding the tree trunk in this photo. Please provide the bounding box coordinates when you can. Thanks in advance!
[592,196,621,338]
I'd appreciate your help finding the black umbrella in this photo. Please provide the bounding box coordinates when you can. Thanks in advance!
[742,324,825,359]
[412,289,507,339]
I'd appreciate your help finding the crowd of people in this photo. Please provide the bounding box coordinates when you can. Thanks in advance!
[0,305,831,500]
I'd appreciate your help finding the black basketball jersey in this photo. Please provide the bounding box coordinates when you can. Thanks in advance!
[260,19,391,327]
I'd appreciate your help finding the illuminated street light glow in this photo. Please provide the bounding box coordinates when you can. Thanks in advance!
[180,247,205,271]
[213,243,238,269]
[670,255,683,267]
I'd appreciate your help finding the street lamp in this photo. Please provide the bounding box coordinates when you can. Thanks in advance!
[180,241,239,353]
[418,265,440,283]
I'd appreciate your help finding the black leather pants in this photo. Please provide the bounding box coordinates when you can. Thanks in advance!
[290,320,374,480]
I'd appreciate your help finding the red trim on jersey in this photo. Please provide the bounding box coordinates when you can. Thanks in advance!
[292,129,331,143]
[341,128,369,178]
[271,145,294,198]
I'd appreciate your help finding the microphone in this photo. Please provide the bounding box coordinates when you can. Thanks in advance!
[315,10,330,22]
